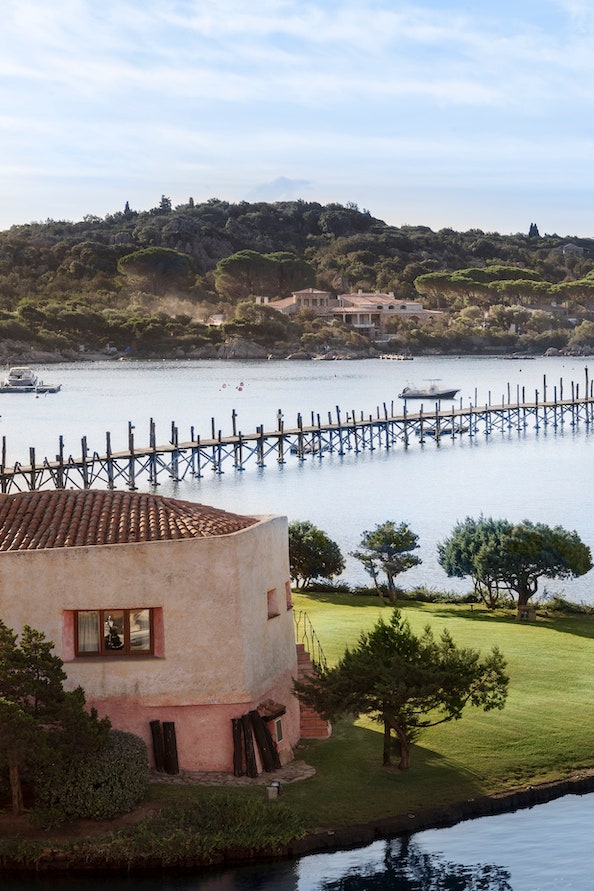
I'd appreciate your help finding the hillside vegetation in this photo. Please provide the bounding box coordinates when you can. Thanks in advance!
[1,197,594,360]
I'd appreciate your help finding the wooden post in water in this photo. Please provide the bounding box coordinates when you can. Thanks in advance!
[171,423,180,480]
[0,436,6,493]
[194,434,203,478]
[295,413,304,460]
[149,418,159,486]
[216,429,223,474]
[403,402,409,448]
[81,436,89,488]
[236,432,245,470]
[106,432,114,489]
[128,422,137,490]
[276,410,285,464]
[28,447,36,491]
[351,409,359,454]
[56,435,64,489]
[336,405,344,456]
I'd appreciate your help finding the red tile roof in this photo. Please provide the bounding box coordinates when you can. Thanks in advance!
[0,490,258,551]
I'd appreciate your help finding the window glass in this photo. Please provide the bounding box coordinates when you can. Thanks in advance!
[75,608,153,656]
[275,718,284,743]
[77,610,100,653]
[104,610,124,651]
[129,608,151,652]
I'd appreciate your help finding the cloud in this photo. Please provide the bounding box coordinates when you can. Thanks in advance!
[1,1,594,232]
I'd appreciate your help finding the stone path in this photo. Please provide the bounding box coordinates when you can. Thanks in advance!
[150,759,316,787]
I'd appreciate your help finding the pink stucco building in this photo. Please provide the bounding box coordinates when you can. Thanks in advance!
[0,489,303,773]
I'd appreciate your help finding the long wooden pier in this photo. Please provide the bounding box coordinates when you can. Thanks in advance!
[2,371,593,493]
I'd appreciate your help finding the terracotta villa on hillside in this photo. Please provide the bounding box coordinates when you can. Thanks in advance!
[0,489,327,774]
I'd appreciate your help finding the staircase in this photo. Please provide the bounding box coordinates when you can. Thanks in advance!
[296,642,332,739]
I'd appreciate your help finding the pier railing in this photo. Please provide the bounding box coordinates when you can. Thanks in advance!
[1,370,593,493]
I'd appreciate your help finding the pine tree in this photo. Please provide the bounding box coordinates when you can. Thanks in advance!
[0,620,110,814]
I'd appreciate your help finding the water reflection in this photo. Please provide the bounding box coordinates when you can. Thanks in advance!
[302,836,511,890]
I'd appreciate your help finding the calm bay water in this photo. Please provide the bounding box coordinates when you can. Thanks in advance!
[4,353,594,600]
[3,354,594,888]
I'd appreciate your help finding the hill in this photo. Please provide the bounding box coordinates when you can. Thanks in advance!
[0,198,593,360]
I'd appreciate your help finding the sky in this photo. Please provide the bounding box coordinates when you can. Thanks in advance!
[1,0,594,237]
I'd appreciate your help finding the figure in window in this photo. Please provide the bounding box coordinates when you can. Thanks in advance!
[104,614,123,650]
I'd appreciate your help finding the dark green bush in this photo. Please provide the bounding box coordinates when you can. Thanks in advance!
[34,729,149,821]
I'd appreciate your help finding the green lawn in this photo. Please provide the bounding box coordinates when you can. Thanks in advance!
[282,592,594,830]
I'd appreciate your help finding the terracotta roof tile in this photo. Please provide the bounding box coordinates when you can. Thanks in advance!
[0,490,258,551]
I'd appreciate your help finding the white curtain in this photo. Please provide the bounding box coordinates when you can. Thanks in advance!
[77,610,100,652]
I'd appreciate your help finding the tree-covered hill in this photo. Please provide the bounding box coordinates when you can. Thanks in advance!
[1,197,593,360]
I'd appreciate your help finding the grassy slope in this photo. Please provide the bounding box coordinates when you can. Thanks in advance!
[283,593,594,830]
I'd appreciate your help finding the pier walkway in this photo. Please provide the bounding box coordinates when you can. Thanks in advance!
[1,372,593,493]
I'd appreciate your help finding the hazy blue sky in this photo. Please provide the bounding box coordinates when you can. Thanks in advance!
[2,0,594,235]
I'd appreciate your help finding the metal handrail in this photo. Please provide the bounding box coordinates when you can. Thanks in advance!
[293,609,328,671]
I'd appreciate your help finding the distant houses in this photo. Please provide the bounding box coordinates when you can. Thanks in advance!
[264,287,445,338]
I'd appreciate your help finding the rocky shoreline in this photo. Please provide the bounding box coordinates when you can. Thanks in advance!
[2,768,594,876]
[1,336,592,366]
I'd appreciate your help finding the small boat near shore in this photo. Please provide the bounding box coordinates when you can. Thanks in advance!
[0,366,62,393]
[398,381,459,400]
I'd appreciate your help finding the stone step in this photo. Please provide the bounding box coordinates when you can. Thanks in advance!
[296,644,331,739]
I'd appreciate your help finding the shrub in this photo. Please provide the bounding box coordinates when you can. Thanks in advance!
[305,581,352,594]
[405,586,476,604]
[105,793,306,866]
[539,594,594,615]
[34,729,149,821]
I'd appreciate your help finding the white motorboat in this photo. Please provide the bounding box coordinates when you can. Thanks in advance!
[398,381,459,400]
[0,366,62,393]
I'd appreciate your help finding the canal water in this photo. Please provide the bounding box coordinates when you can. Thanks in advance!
[2,353,594,888]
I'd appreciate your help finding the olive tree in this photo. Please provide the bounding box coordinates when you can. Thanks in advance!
[295,609,508,769]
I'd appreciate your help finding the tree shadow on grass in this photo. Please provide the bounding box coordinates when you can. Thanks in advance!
[412,601,594,641]
[289,719,491,831]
